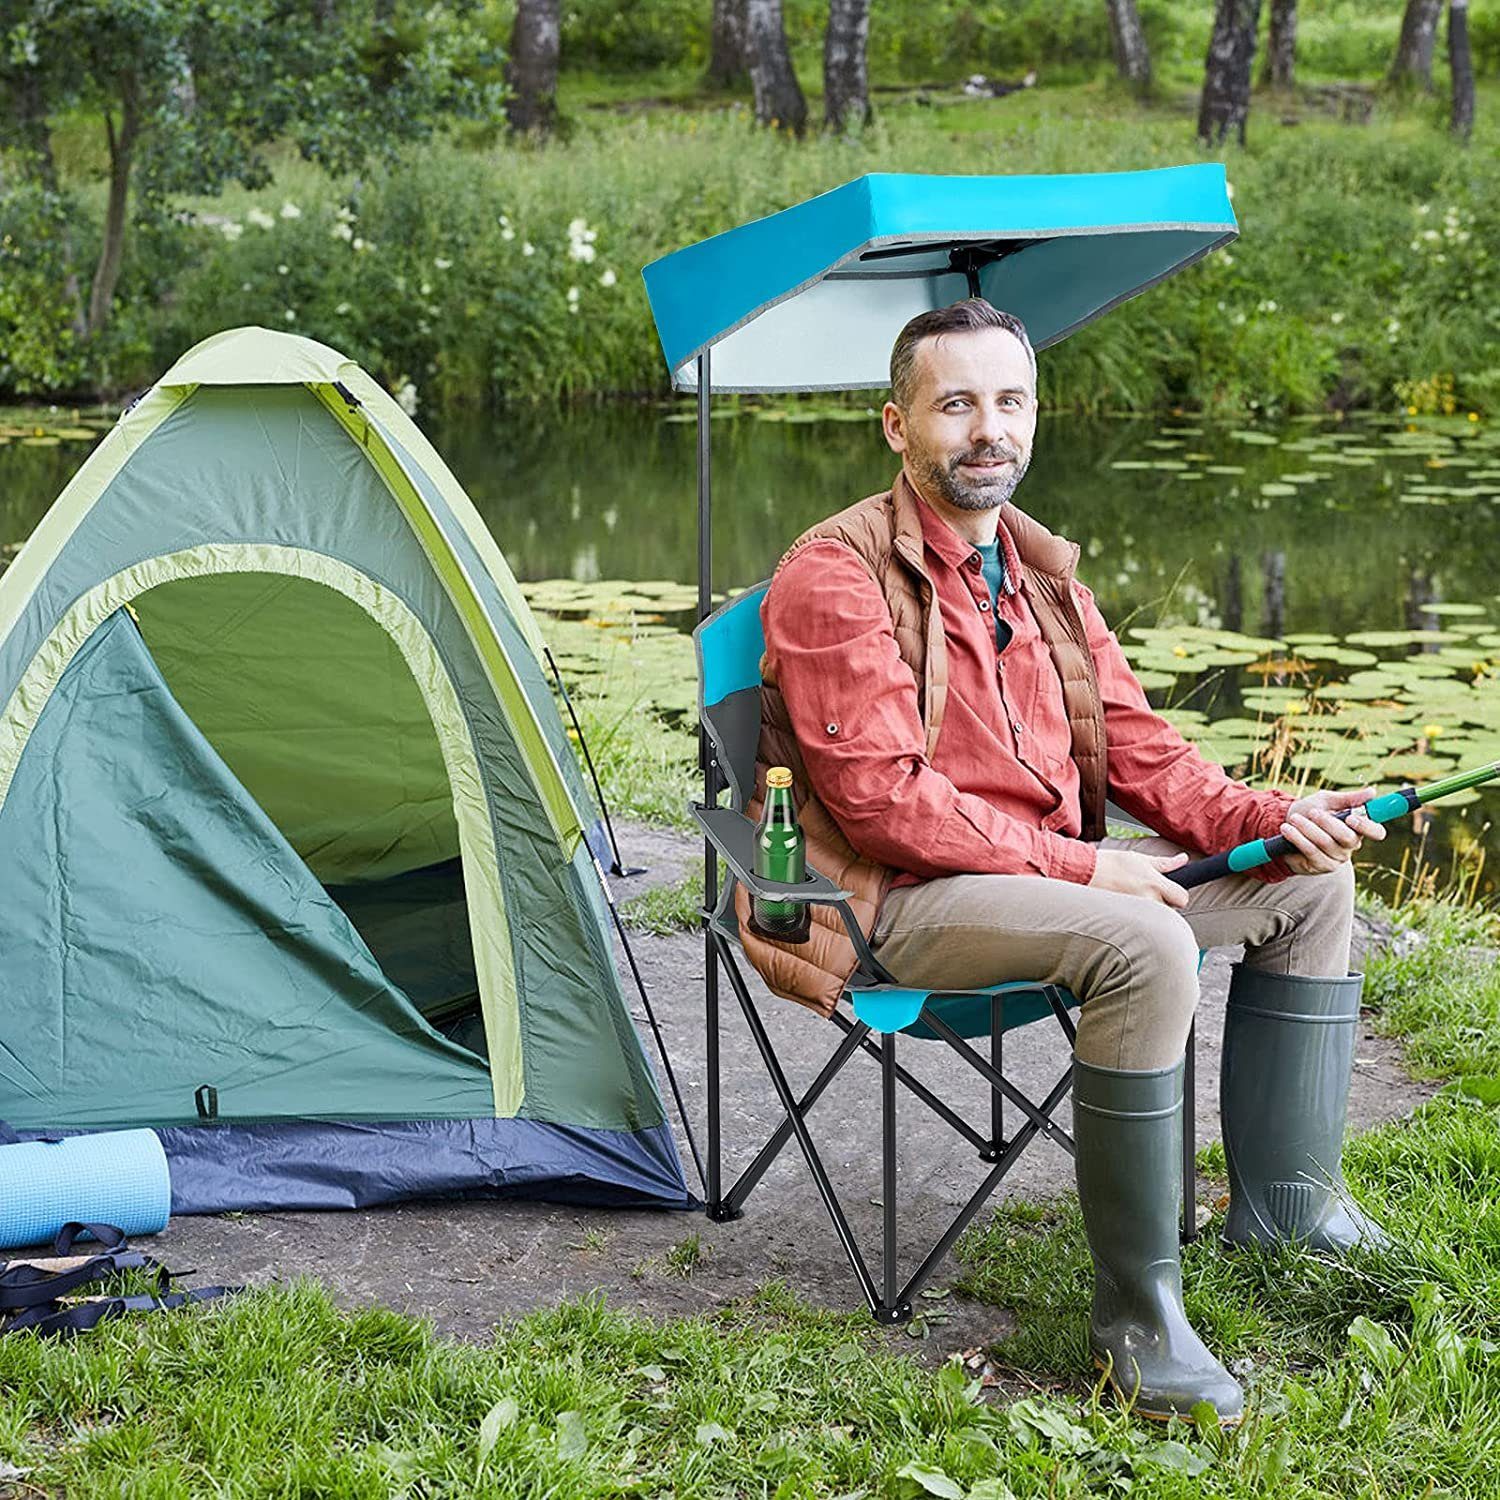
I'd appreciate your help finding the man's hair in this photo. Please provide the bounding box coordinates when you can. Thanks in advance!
[888,299,1037,411]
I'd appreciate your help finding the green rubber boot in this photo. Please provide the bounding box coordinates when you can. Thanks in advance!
[1074,1058,1244,1425]
[1220,965,1390,1254]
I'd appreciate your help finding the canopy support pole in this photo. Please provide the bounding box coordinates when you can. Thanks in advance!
[697,352,733,1221]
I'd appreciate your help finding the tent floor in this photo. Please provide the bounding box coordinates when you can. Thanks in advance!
[142,820,1429,1349]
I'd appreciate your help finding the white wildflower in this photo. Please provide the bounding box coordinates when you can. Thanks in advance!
[241,281,252,291]
[420,282,432,297]
[1220,251,1234,266]
[283,308,297,323]
[522,241,535,256]
[599,268,617,288]
[501,226,516,242]
[335,204,357,224]
[567,216,598,263]
[394,381,419,416]
[567,286,581,305]
[277,263,289,275]
[247,207,275,230]
[279,200,301,219]
[1330,311,1344,325]
[221,221,244,241]
[331,222,354,242]
[434,256,452,270]
[335,301,351,315]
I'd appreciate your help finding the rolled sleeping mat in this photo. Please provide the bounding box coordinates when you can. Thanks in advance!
[0,1130,171,1249]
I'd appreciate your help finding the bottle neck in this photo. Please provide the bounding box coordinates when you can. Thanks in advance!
[764,785,797,824]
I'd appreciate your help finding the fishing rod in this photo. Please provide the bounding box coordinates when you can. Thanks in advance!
[1167,759,1500,890]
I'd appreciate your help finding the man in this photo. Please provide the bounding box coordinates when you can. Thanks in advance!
[741,299,1387,1424]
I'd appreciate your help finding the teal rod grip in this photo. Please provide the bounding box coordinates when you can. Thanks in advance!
[1227,839,1271,873]
[1366,791,1413,822]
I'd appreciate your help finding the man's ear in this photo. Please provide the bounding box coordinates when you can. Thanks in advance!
[881,400,907,454]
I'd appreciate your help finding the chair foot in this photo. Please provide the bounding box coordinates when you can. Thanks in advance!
[872,1302,914,1326]
[706,1202,745,1223]
[977,1140,1006,1163]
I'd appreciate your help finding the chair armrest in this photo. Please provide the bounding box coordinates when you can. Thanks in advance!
[690,804,853,904]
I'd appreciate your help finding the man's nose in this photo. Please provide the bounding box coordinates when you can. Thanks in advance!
[970,405,1009,448]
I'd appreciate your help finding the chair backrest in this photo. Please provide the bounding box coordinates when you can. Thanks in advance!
[693,582,770,811]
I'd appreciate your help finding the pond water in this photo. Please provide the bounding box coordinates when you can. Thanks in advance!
[4,403,1498,902]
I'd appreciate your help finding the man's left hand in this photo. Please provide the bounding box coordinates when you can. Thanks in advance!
[1278,786,1387,876]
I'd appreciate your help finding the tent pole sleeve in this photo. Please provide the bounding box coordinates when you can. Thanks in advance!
[698,351,725,1217]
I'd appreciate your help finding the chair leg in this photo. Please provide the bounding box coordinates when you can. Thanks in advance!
[1181,1017,1197,1244]
[706,921,735,1220]
[879,1030,901,1319]
[983,993,1004,1162]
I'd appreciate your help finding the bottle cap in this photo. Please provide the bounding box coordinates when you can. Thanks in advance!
[766,766,793,789]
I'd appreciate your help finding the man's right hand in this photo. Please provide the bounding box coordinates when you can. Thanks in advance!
[1087,848,1191,908]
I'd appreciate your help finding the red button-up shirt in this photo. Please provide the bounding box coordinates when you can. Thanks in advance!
[763,488,1295,889]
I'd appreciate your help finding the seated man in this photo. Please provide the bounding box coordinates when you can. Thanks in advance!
[741,298,1386,1425]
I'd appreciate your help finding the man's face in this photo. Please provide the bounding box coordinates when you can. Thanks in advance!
[882,327,1038,512]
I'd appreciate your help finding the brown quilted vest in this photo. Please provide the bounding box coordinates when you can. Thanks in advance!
[734,470,1108,1016]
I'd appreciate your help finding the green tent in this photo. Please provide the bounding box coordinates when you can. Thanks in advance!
[0,327,690,1211]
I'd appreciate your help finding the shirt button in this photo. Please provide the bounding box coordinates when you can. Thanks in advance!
[978,598,991,612]
[825,722,839,736]
[1012,720,1024,735]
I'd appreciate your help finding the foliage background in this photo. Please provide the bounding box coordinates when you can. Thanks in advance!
[0,0,1495,415]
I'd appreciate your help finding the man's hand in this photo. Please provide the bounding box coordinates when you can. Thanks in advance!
[1088,848,1190,907]
[1278,786,1386,876]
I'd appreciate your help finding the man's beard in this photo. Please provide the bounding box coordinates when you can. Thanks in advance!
[910,440,1031,511]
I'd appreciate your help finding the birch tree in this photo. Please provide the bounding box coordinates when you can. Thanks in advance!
[1450,0,1474,140]
[1105,0,1153,94]
[1261,0,1296,88]
[745,0,806,134]
[1198,0,1263,146]
[823,0,870,132]
[505,0,560,134]
[1389,0,1443,87]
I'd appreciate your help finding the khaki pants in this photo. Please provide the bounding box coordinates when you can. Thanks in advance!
[869,835,1356,1071]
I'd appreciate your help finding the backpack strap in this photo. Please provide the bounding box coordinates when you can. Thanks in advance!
[0,1223,167,1313]
[6,1285,240,1337]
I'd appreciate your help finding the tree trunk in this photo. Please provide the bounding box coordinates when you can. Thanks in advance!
[823,0,870,132]
[86,73,141,339]
[1197,0,1263,146]
[1261,0,1296,88]
[1389,0,1442,87]
[1449,0,1474,140]
[505,0,560,135]
[745,0,807,134]
[1105,0,1153,93]
[707,0,748,87]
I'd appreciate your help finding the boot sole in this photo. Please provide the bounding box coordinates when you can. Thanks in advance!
[1092,1358,1243,1428]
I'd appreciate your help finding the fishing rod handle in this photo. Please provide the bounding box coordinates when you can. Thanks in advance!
[1166,789,1417,890]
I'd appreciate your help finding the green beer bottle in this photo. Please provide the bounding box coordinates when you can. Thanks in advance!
[748,766,811,944]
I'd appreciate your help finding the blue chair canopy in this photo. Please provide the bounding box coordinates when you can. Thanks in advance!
[643,166,1236,394]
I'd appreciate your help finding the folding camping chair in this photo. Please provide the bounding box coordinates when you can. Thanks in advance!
[692,582,1199,1324]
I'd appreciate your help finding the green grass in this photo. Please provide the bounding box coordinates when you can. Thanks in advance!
[1360,897,1500,1079]
[621,870,705,934]
[2,891,1497,1496]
